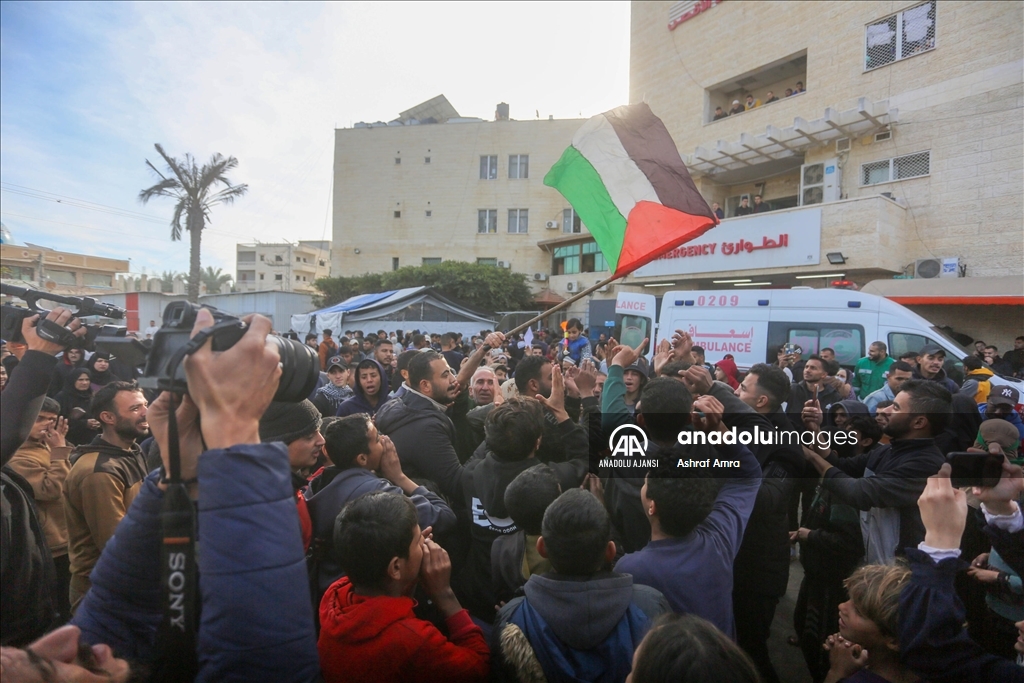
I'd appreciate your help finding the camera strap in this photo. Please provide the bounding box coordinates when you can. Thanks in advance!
[150,323,234,683]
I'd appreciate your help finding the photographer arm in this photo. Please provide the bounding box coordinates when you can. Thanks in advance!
[1,311,83,465]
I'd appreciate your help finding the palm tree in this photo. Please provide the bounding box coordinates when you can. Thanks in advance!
[199,266,233,295]
[139,144,248,302]
[159,270,182,293]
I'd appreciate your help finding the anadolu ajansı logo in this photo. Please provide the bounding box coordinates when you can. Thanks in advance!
[608,423,649,458]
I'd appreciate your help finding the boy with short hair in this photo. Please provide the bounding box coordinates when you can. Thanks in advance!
[318,491,489,683]
[490,464,561,605]
[492,489,669,683]
[305,415,454,597]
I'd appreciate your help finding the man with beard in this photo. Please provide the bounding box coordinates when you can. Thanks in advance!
[375,349,466,499]
[800,379,950,565]
[786,355,842,431]
[63,381,150,611]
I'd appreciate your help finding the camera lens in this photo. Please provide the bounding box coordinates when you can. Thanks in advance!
[270,336,320,402]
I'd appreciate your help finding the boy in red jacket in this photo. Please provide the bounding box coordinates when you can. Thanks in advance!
[318,491,490,682]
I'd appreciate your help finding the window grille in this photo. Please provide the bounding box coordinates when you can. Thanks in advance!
[865,1,935,70]
[861,151,930,185]
[563,208,582,233]
[509,155,529,179]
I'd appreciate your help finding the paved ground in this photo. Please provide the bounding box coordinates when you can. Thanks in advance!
[768,558,814,683]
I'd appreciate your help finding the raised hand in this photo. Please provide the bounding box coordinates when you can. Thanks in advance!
[918,463,968,551]
[653,339,673,375]
[43,416,69,449]
[536,364,569,422]
[681,365,714,396]
[575,359,598,397]
[610,338,649,369]
[691,395,725,433]
[671,329,695,363]
[147,392,204,488]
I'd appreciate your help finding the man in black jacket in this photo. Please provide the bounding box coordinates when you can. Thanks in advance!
[787,355,841,431]
[730,363,807,683]
[801,379,950,564]
[455,392,588,622]
[1,308,86,646]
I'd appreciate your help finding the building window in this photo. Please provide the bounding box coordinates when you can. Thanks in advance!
[82,272,112,287]
[274,255,282,262]
[295,275,301,281]
[425,210,432,217]
[5,265,33,280]
[478,209,497,234]
[319,259,326,266]
[392,257,400,271]
[480,155,498,180]
[47,269,76,285]
[395,157,401,164]
[394,210,401,218]
[425,156,431,164]
[563,208,582,233]
[296,257,301,262]
[422,257,442,266]
[582,241,608,272]
[553,245,580,275]
[509,154,529,179]
[237,251,256,262]
[865,1,935,71]
[508,209,529,234]
[259,273,265,280]
[552,241,607,275]
[861,151,931,185]
[477,257,498,266]
[237,270,255,282]
[260,254,265,261]
[275,274,283,281]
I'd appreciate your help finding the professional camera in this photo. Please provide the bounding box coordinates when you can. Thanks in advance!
[0,283,127,348]
[141,301,319,402]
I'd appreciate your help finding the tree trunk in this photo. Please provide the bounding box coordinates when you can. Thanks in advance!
[187,207,203,303]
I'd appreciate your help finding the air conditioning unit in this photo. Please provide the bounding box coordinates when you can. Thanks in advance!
[545,220,559,230]
[835,137,851,153]
[533,272,549,281]
[800,159,842,206]
[874,130,892,143]
[914,257,962,279]
[497,260,511,269]
[566,281,580,293]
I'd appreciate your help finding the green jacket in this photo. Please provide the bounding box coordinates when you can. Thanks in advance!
[851,355,894,397]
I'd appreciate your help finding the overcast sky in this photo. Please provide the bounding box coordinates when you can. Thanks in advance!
[0,1,630,278]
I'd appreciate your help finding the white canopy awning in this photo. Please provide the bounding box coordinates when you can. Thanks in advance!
[686,97,898,177]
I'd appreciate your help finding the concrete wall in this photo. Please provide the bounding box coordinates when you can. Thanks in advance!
[630,0,1024,277]
[332,118,585,285]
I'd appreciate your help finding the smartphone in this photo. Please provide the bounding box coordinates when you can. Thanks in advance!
[947,452,1004,488]
[70,407,87,419]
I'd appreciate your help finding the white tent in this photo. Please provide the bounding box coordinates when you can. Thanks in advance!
[290,287,496,339]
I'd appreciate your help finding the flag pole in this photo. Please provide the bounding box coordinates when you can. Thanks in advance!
[506,273,623,337]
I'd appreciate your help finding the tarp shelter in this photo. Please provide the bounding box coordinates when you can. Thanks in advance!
[290,287,496,339]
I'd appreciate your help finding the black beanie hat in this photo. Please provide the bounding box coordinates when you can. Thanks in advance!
[259,399,322,444]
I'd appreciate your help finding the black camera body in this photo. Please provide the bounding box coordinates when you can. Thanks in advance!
[141,301,319,402]
[0,283,126,348]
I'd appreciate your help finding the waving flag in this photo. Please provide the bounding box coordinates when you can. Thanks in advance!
[544,103,719,278]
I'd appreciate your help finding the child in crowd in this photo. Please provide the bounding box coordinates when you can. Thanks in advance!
[628,613,760,683]
[490,464,561,606]
[318,491,489,683]
[558,318,592,367]
[492,489,669,683]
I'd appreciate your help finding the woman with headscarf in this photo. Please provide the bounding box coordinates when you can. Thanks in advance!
[714,357,740,390]
[86,351,116,391]
[56,367,101,447]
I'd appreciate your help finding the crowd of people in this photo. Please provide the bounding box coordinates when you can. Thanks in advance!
[712,81,806,122]
[1,308,1023,683]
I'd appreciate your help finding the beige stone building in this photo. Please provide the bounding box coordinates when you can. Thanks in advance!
[235,240,331,293]
[598,0,1022,346]
[332,95,585,309]
[1,240,128,294]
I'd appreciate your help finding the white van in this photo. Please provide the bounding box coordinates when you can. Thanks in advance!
[655,288,975,383]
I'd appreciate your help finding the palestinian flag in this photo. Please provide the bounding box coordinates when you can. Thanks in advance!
[544,103,719,277]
